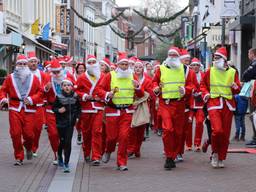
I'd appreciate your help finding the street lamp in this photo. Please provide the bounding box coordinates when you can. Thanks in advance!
[202,24,210,69]
[21,42,26,54]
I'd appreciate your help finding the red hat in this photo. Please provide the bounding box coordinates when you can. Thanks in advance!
[27,51,39,61]
[110,63,117,70]
[86,55,97,63]
[168,47,180,56]
[128,56,137,64]
[61,77,74,86]
[215,47,227,60]
[100,57,111,68]
[50,59,62,71]
[135,59,143,65]
[180,49,190,59]
[16,54,28,64]
[117,52,128,64]
[190,57,201,65]
[63,55,73,63]
[58,56,65,64]
[44,60,51,68]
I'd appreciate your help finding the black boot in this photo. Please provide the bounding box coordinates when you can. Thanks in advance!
[164,158,172,170]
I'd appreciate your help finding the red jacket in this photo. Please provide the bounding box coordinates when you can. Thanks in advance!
[96,72,144,116]
[152,65,196,106]
[200,68,241,111]
[0,73,42,112]
[33,69,49,106]
[189,71,205,109]
[76,72,105,113]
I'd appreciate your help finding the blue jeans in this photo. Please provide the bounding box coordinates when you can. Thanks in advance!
[235,114,246,137]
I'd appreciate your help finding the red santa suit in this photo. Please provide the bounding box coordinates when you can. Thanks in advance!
[44,60,75,156]
[97,70,144,167]
[186,71,205,149]
[0,71,42,161]
[76,70,105,161]
[153,59,195,161]
[127,73,153,157]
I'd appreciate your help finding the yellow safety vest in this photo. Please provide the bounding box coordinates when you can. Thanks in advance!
[210,66,236,100]
[160,65,185,99]
[110,71,134,105]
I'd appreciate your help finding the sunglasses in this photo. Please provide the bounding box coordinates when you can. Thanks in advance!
[16,62,27,66]
[52,71,61,74]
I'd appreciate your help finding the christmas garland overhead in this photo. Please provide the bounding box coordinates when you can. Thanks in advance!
[148,26,181,38]
[71,6,125,27]
[109,25,144,40]
[133,5,189,24]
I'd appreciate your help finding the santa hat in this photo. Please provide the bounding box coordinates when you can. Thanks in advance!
[128,56,137,64]
[50,59,62,71]
[44,60,51,68]
[16,54,28,64]
[215,47,227,60]
[117,52,128,64]
[86,55,97,63]
[135,59,143,65]
[61,77,73,86]
[110,63,117,70]
[27,51,39,61]
[190,57,201,65]
[63,55,73,63]
[180,49,191,59]
[58,56,65,64]
[100,57,111,68]
[168,47,180,56]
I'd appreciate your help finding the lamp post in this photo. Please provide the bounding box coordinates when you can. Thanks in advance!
[193,6,200,57]
[21,42,26,54]
[202,24,210,69]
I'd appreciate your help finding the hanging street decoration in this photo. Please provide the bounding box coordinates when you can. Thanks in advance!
[71,6,126,27]
[148,26,181,38]
[109,25,144,40]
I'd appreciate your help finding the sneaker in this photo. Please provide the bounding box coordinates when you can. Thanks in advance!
[194,146,201,152]
[218,160,225,168]
[26,150,33,160]
[157,129,162,137]
[52,159,58,165]
[176,154,183,162]
[32,153,38,158]
[119,166,128,171]
[77,133,82,145]
[211,153,218,168]
[58,156,64,167]
[91,160,100,166]
[102,153,111,163]
[245,140,256,146]
[164,158,176,170]
[185,146,192,151]
[63,164,70,173]
[232,135,239,142]
[202,139,209,153]
[128,152,135,158]
[85,156,91,163]
[240,135,245,142]
[14,160,23,166]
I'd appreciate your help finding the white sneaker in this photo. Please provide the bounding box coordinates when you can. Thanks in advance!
[211,153,218,168]
[218,160,225,168]
[102,153,111,163]
[119,166,128,171]
[176,154,183,162]
[52,160,58,165]
[32,153,38,158]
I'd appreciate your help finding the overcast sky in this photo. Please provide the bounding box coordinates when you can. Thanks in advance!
[115,0,189,7]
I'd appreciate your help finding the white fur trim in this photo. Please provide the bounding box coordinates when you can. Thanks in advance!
[16,59,28,63]
[180,54,190,59]
[105,92,111,102]
[225,100,236,111]
[28,57,39,61]
[92,102,104,110]
[168,49,180,56]
[185,108,190,112]
[82,93,89,101]
[27,97,33,105]
[81,109,98,113]
[46,109,54,113]
[125,109,135,113]
[215,52,227,60]
[0,98,8,104]
[106,110,121,116]
[87,58,96,62]
[101,60,110,68]
[180,86,186,96]
[203,93,210,103]
[190,61,200,65]
[117,58,128,64]
[61,79,73,85]
[207,97,223,111]
[51,67,62,71]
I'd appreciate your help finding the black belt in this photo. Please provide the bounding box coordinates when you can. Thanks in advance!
[109,104,131,109]
[10,98,23,101]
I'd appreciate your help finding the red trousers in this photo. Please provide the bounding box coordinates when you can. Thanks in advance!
[186,109,205,147]
[178,110,189,154]
[208,103,233,160]
[105,111,132,166]
[127,125,146,155]
[160,100,185,159]
[32,107,45,153]
[9,109,35,160]
[75,118,82,133]
[80,111,103,161]
[45,112,59,153]
[102,123,106,155]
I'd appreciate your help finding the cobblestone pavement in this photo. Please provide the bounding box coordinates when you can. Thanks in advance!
[1,111,256,192]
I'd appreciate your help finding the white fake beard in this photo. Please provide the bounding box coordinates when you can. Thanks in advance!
[86,63,101,79]
[51,70,64,84]
[65,66,73,74]
[214,58,225,70]
[15,66,31,82]
[116,67,133,78]
[165,57,181,68]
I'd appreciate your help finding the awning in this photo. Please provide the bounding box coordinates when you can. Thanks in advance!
[0,31,23,47]
[7,26,57,55]
[52,41,68,50]
[229,16,255,31]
